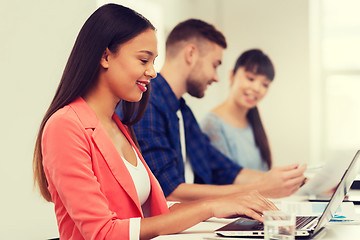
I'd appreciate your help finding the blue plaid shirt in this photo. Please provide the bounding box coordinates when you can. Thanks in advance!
[131,74,242,197]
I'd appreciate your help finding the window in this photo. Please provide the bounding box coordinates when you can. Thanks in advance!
[313,0,360,162]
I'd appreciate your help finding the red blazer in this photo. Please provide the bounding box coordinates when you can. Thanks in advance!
[42,97,169,240]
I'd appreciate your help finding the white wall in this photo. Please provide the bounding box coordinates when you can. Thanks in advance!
[0,0,311,238]
[0,1,97,239]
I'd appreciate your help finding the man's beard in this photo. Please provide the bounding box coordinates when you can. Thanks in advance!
[187,78,206,98]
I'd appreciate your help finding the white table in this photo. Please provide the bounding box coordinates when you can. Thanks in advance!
[153,217,360,239]
[154,191,360,239]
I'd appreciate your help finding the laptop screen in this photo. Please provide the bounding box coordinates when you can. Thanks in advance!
[313,150,360,233]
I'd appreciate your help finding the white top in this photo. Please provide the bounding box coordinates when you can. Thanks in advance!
[177,109,194,183]
[122,148,151,205]
[121,147,151,240]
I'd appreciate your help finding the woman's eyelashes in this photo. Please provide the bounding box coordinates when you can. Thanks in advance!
[140,58,156,65]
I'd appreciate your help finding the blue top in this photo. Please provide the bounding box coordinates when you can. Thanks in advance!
[127,74,242,197]
[200,112,268,171]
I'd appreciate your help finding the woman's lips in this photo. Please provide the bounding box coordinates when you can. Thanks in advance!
[136,80,149,92]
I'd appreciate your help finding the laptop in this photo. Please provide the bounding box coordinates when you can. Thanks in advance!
[215,150,360,238]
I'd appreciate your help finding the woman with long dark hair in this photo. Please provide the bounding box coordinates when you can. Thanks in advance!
[33,5,276,240]
[201,49,275,171]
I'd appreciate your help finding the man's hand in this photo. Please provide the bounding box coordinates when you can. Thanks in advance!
[259,163,307,198]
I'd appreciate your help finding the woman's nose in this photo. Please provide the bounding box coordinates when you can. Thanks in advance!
[145,65,157,79]
[251,81,261,92]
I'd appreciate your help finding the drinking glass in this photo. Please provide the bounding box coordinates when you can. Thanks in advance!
[264,210,295,240]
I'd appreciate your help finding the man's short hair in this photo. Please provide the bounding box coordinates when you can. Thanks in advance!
[166,19,227,56]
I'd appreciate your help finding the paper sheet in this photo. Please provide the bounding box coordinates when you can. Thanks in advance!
[296,156,353,196]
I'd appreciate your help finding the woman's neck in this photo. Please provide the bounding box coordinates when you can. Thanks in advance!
[212,98,249,129]
[83,87,119,124]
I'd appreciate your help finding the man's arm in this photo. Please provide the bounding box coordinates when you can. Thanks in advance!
[234,164,307,198]
[166,182,256,202]
[167,163,306,202]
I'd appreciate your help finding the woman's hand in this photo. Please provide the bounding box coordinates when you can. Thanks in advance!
[143,191,276,239]
[206,190,278,222]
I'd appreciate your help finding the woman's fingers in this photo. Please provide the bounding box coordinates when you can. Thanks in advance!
[233,192,277,219]
[211,191,277,221]
[248,191,278,211]
[242,208,264,222]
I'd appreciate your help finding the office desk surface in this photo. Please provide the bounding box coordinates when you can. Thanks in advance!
[153,219,360,239]
[154,196,360,240]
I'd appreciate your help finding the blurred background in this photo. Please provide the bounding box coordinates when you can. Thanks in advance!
[1,0,360,238]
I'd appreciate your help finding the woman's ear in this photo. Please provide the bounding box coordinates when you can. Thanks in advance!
[100,48,111,69]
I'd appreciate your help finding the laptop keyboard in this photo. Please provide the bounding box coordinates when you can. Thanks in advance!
[236,216,318,230]
[295,216,317,229]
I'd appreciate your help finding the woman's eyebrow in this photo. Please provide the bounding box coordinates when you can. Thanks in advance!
[139,50,157,57]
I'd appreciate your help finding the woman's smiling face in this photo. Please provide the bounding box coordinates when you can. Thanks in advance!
[100,28,158,103]
[230,66,272,110]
